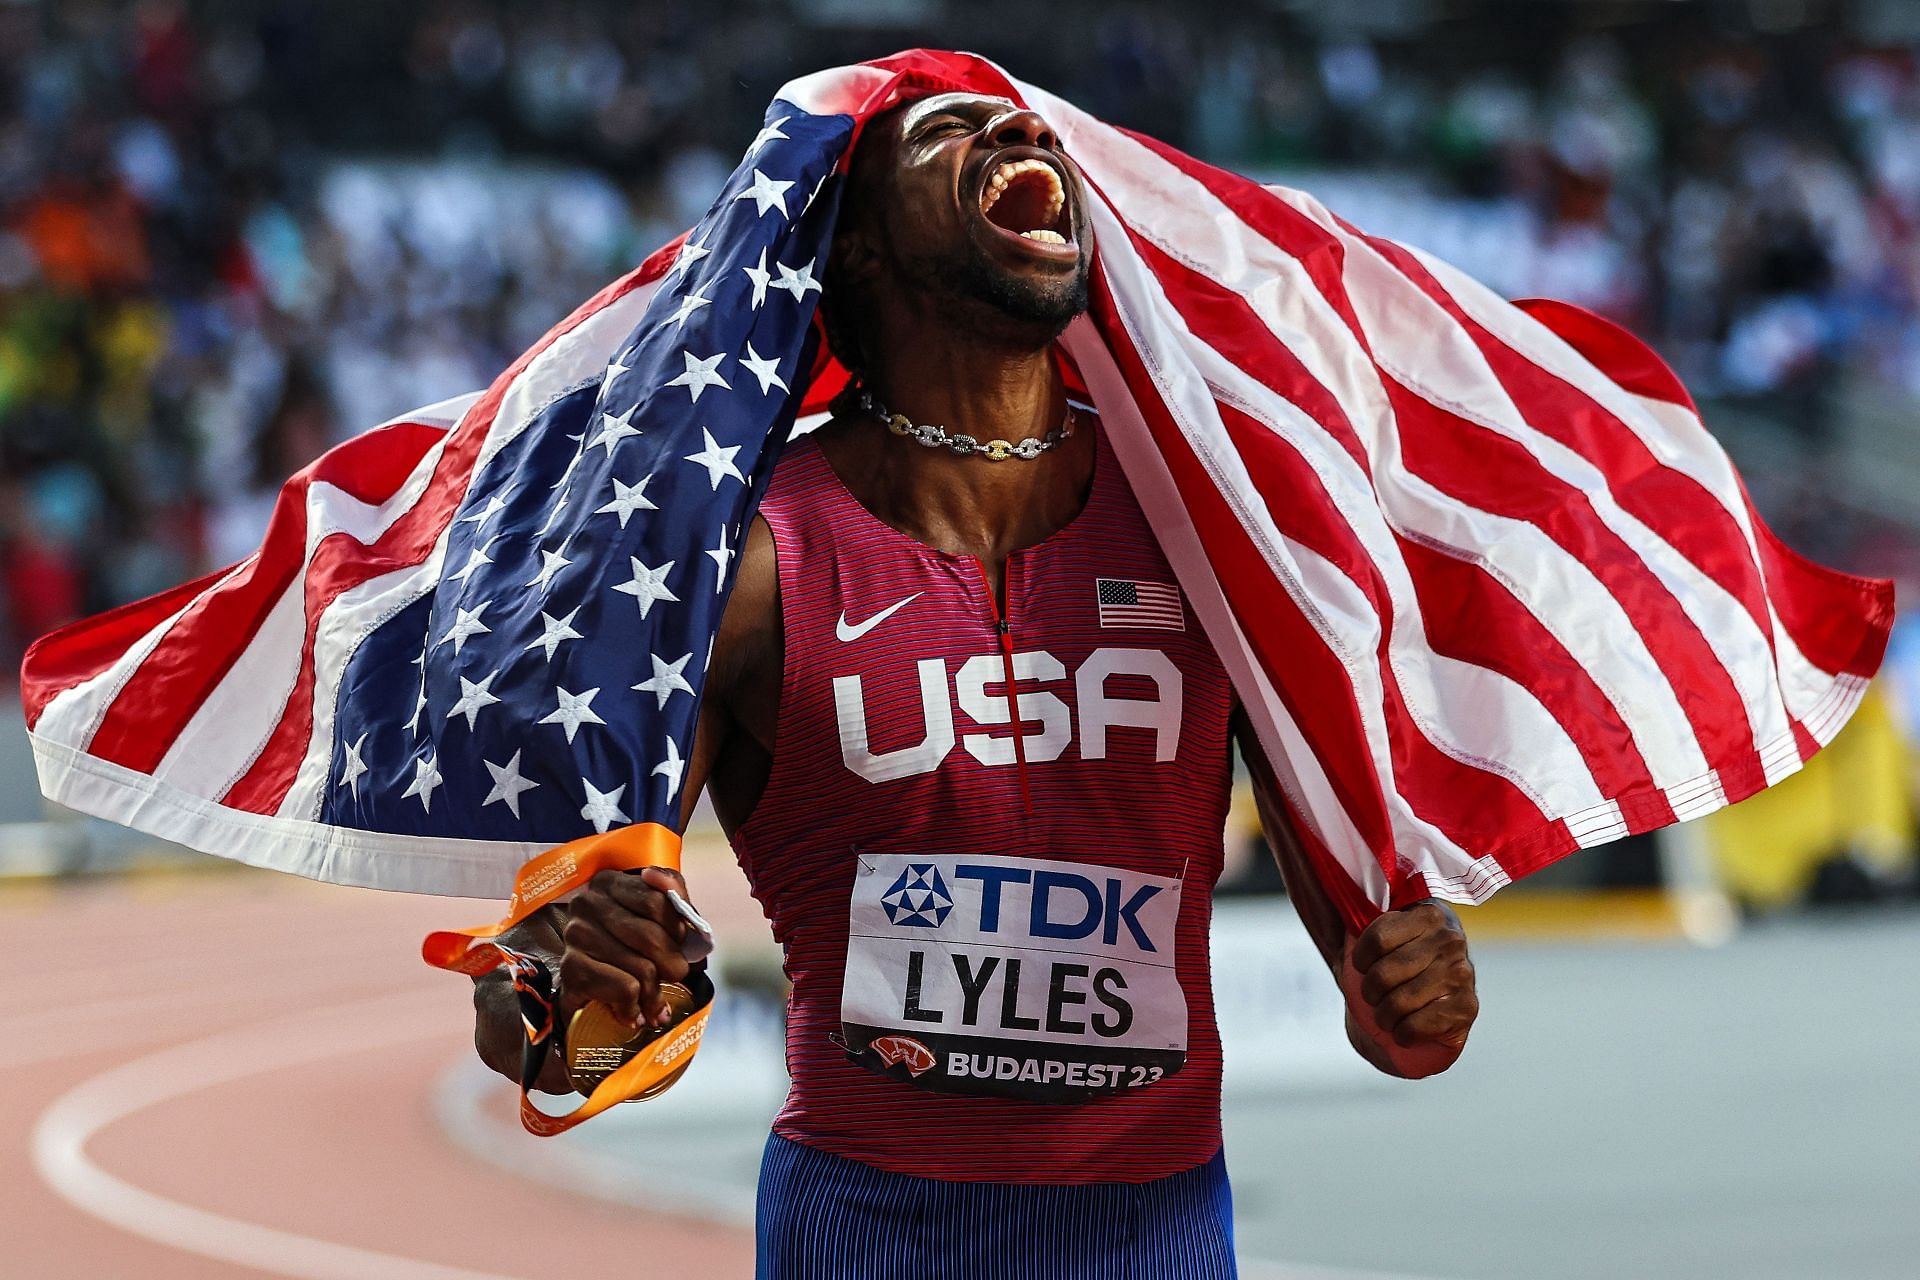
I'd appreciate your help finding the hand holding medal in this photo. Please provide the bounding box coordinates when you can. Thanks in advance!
[556,864,715,1097]
[422,823,716,1136]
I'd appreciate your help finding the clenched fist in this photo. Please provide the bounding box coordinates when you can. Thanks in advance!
[1340,899,1478,1078]
[559,866,697,1032]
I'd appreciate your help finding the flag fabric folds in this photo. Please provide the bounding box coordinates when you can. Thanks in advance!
[20,50,1894,931]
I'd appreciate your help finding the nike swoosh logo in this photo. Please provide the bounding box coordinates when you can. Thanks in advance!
[836,592,923,643]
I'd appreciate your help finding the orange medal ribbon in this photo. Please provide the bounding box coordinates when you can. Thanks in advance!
[422,822,714,1137]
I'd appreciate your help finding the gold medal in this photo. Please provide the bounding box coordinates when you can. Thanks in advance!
[564,981,701,1099]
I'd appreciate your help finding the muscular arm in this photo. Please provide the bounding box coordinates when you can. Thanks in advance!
[471,517,779,1092]
[1232,711,1479,1079]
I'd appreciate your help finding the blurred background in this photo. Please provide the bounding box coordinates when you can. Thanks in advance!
[1,1,1916,1278]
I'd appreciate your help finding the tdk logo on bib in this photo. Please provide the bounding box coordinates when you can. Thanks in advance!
[881,864,953,927]
[842,852,1188,1104]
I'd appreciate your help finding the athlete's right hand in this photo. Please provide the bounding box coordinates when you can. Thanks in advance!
[558,866,695,1032]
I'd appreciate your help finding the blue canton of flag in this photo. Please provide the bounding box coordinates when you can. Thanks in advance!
[324,102,851,844]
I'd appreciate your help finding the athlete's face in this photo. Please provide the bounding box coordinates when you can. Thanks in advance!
[838,93,1092,346]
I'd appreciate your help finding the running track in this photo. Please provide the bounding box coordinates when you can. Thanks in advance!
[4,872,757,1279]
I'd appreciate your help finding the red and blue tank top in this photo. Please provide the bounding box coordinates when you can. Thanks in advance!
[732,413,1235,1183]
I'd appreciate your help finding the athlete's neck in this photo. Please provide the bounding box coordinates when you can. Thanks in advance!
[835,338,1094,572]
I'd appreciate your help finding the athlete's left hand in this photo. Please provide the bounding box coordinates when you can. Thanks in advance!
[1341,900,1478,1079]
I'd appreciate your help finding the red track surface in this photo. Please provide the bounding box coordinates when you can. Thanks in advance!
[4,872,756,1279]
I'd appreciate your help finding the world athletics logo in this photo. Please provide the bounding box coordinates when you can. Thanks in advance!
[879,863,953,927]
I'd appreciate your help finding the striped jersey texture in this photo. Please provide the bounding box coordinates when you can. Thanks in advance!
[737,425,1235,1182]
[18,48,1893,936]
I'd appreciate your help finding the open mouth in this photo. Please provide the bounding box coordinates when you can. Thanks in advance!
[979,156,1071,246]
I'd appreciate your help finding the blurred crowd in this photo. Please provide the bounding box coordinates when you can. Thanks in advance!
[3,0,1920,668]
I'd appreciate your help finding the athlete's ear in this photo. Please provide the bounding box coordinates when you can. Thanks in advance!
[828,209,883,289]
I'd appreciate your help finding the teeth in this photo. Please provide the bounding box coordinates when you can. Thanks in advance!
[980,157,1066,225]
[1021,229,1068,244]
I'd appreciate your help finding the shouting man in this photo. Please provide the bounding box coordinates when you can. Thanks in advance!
[474,93,1479,1278]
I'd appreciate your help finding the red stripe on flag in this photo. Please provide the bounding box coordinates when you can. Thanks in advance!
[1359,232,1784,655]
[1122,231,1371,477]
[1116,130,1371,351]
[1518,297,1894,684]
[1135,228,1696,812]
[1382,375,1769,790]
[81,421,446,774]
[1512,298,1697,410]
[20,563,233,730]
[1393,536,1674,828]
[1204,394,1670,814]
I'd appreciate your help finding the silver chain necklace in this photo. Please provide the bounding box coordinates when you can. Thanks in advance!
[857,389,1075,462]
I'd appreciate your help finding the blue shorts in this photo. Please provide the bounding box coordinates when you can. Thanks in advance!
[755,1132,1236,1279]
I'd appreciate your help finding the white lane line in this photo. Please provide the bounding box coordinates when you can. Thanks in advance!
[32,990,527,1280]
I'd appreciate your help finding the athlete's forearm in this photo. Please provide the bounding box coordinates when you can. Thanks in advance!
[1233,720,1350,973]
[472,903,573,1094]
[1234,719,1479,1078]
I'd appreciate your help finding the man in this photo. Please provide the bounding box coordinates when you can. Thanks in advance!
[473,93,1478,1278]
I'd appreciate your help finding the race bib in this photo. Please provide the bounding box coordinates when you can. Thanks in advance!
[840,852,1188,1103]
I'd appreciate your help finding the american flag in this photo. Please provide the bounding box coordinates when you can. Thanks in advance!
[19,50,1893,929]
[1096,579,1185,631]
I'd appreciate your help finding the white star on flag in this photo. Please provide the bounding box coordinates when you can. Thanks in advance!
[612,556,679,618]
[654,735,686,799]
[482,750,539,819]
[587,404,641,456]
[457,493,507,527]
[741,248,772,310]
[707,524,733,590]
[402,753,444,812]
[528,547,572,591]
[340,733,369,799]
[539,686,606,743]
[579,778,630,834]
[667,286,712,328]
[665,350,730,403]
[747,115,790,156]
[437,602,491,654]
[633,651,695,709]
[667,232,709,280]
[595,475,657,528]
[684,427,744,490]
[734,168,794,218]
[526,607,584,662]
[447,540,495,584]
[772,258,822,303]
[739,343,788,394]
[447,671,502,731]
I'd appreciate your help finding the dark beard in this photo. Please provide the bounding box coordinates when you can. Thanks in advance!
[955,243,1090,331]
[898,239,1090,345]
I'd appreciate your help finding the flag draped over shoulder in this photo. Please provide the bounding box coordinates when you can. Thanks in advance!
[19,49,1894,930]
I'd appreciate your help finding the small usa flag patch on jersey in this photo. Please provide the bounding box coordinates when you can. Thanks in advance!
[1096,578,1185,631]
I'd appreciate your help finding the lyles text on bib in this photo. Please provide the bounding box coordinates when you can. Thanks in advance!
[840,851,1188,1103]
